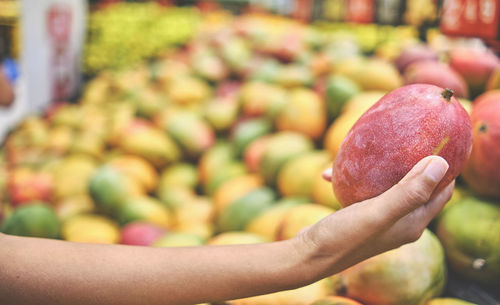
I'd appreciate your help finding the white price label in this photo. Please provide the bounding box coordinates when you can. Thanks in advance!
[442,0,463,29]
[480,0,495,23]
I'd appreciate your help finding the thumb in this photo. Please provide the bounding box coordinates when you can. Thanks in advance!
[322,168,333,182]
[373,155,449,222]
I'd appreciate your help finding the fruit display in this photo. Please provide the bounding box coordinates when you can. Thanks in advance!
[1,6,500,305]
[84,3,201,74]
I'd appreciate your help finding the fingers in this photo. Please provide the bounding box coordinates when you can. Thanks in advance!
[372,156,449,223]
[419,179,455,224]
[322,168,333,182]
[381,179,455,246]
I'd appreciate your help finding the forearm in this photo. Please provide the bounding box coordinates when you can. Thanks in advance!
[0,157,453,305]
[0,72,14,106]
[0,233,320,305]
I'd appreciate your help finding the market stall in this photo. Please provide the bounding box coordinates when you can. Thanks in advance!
[0,1,499,304]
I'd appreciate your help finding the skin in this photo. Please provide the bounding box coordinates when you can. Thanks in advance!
[0,70,14,106]
[0,155,453,305]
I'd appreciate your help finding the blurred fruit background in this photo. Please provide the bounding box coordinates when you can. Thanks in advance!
[1,1,500,305]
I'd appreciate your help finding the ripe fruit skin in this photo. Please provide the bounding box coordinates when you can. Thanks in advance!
[217,187,276,233]
[246,199,304,241]
[117,120,180,168]
[259,132,314,185]
[323,92,385,158]
[275,88,326,140]
[232,118,272,156]
[158,163,198,190]
[230,279,330,305]
[152,232,205,247]
[312,172,342,210]
[277,151,331,198]
[62,214,120,244]
[213,174,263,216]
[120,222,166,246]
[244,135,271,173]
[240,81,287,118]
[427,298,476,305]
[89,166,128,214]
[9,168,53,206]
[332,84,472,207]
[436,197,500,286]
[323,75,361,119]
[394,43,438,73]
[449,48,499,97]
[486,66,500,90]
[52,155,96,200]
[208,232,269,246]
[117,196,172,228]
[461,90,500,199]
[335,57,403,92]
[404,61,469,99]
[310,296,363,305]
[276,204,335,241]
[335,229,446,305]
[108,155,158,193]
[198,141,235,186]
[165,111,216,159]
[1,203,60,239]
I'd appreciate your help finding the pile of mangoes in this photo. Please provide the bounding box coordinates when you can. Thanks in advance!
[1,10,499,305]
[84,3,201,74]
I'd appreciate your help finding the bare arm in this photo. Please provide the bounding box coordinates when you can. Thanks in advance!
[0,70,14,106]
[0,156,453,305]
[0,235,307,305]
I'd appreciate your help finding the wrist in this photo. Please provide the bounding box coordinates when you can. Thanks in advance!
[287,235,331,285]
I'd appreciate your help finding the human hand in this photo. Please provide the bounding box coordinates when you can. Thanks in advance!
[292,155,454,280]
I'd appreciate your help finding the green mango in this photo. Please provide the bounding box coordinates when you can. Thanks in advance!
[249,59,281,83]
[117,196,171,228]
[88,166,128,214]
[259,132,314,185]
[2,202,60,239]
[119,123,180,168]
[221,38,252,72]
[232,118,272,156]
[217,187,276,232]
[325,74,361,118]
[198,141,236,186]
[158,163,198,190]
[436,196,500,286]
[275,64,314,88]
[205,162,247,196]
[165,111,215,159]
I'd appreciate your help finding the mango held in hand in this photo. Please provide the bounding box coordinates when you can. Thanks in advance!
[332,84,472,207]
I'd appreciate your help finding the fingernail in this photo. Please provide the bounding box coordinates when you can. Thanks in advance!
[423,157,449,182]
[322,168,333,181]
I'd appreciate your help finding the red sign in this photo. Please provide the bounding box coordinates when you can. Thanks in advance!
[291,0,315,21]
[440,0,500,40]
[46,4,73,101]
[345,0,375,23]
[46,4,72,43]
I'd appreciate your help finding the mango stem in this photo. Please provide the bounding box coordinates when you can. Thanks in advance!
[441,88,454,101]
